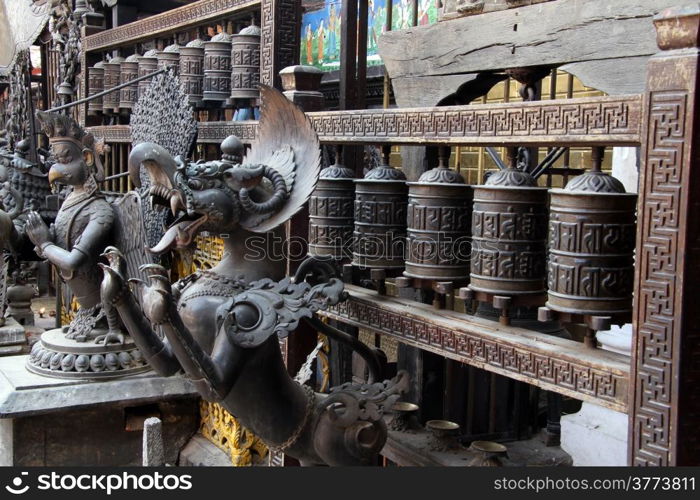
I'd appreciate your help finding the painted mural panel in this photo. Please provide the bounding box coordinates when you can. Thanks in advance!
[301,0,438,71]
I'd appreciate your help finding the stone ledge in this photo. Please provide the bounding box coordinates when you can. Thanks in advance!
[0,355,198,418]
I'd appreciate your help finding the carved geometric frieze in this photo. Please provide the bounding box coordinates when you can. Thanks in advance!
[84,0,261,52]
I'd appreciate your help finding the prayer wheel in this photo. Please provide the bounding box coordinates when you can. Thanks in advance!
[353,158,407,270]
[308,162,355,260]
[180,39,205,107]
[87,61,104,116]
[230,24,261,101]
[102,56,124,114]
[156,43,181,73]
[203,33,232,103]
[118,53,140,112]
[137,50,158,97]
[470,168,548,295]
[404,166,472,281]
[547,152,636,316]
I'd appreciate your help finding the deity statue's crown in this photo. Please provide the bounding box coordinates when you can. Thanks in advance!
[36,110,105,182]
[36,111,91,150]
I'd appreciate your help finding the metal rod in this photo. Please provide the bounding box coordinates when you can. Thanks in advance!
[485,146,507,170]
[532,146,567,180]
[46,68,167,113]
[103,171,129,182]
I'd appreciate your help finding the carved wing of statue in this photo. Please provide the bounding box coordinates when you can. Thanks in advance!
[112,191,162,299]
[239,85,321,233]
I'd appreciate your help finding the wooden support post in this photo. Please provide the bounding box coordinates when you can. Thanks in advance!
[260,0,301,90]
[630,5,700,466]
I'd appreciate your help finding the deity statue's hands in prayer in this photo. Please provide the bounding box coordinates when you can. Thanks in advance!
[25,211,52,256]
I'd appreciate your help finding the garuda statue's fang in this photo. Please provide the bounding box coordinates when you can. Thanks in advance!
[104,85,408,465]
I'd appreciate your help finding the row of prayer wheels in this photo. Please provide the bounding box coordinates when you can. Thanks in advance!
[308,148,636,317]
[87,24,261,116]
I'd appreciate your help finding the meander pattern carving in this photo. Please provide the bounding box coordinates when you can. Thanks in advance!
[632,90,687,465]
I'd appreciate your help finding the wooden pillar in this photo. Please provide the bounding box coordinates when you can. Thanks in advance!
[260,0,301,90]
[630,5,700,466]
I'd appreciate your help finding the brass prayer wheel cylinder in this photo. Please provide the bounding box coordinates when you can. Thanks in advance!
[137,50,158,97]
[203,33,232,103]
[470,185,548,295]
[404,168,472,281]
[156,43,181,73]
[102,56,124,114]
[353,165,407,270]
[230,24,261,100]
[87,61,104,116]
[308,164,355,260]
[118,54,140,112]
[180,39,205,107]
[547,172,637,316]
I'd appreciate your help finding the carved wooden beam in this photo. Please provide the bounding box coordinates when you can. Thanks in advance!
[86,123,259,144]
[89,94,642,147]
[630,5,700,466]
[83,0,261,52]
[319,285,630,412]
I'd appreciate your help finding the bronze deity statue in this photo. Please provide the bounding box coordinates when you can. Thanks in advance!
[25,111,120,342]
[102,86,407,465]
[24,111,155,378]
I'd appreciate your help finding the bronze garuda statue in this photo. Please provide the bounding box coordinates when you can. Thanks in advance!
[25,110,121,342]
[23,111,157,379]
[102,85,407,465]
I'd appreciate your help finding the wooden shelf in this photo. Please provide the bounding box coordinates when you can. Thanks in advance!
[84,0,261,52]
[319,285,630,413]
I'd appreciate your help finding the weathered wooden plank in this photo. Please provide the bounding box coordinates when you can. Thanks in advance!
[319,285,630,412]
[379,0,680,79]
[84,0,261,52]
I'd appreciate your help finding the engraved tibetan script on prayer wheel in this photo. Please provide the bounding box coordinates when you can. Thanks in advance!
[137,50,158,97]
[547,170,637,315]
[308,163,355,260]
[203,33,232,103]
[230,24,261,100]
[102,56,124,114]
[405,167,472,281]
[156,43,181,73]
[353,163,407,269]
[87,61,104,116]
[470,184,548,295]
[180,39,205,107]
[119,54,140,112]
